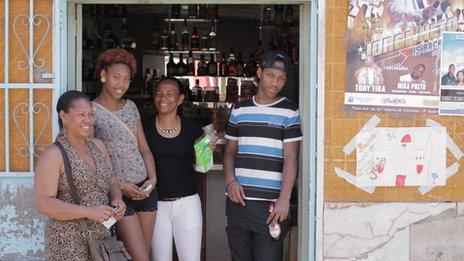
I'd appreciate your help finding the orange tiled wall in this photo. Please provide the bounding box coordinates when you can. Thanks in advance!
[324,0,464,201]
[9,0,30,83]
[9,89,30,172]
[33,89,53,167]
[0,0,54,172]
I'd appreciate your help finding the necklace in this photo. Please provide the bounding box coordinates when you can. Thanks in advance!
[156,116,180,134]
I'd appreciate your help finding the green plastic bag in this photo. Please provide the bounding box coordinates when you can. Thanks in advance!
[194,133,213,173]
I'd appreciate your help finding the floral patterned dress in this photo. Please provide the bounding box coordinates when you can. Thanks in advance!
[92,99,147,184]
[44,134,113,261]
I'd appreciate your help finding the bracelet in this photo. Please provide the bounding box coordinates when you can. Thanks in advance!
[226,179,237,191]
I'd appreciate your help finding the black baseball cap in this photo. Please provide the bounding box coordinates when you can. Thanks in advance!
[261,50,290,73]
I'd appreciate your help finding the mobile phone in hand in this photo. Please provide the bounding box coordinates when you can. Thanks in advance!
[101,205,119,229]
[140,184,153,192]
[101,216,116,229]
[268,203,281,240]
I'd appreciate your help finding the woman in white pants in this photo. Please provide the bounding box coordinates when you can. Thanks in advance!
[154,194,203,261]
[142,77,214,261]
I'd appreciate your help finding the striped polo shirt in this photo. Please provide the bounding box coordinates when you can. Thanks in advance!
[225,96,303,201]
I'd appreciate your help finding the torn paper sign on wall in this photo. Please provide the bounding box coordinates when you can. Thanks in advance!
[356,127,446,187]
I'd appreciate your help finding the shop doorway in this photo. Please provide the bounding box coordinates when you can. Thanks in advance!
[63,1,314,260]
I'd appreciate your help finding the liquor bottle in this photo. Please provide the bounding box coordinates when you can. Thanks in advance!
[102,25,117,50]
[199,5,207,19]
[219,52,228,77]
[206,5,218,20]
[226,77,238,103]
[268,34,277,51]
[149,69,159,96]
[180,19,189,51]
[184,80,193,102]
[169,24,178,51]
[263,6,272,25]
[150,25,160,50]
[188,5,198,19]
[285,5,294,25]
[208,21,217,50]
[204,86,218,102]
[236,51,244,77]
[200,29,209,51]
[187,51,195,76]
[180,5,189,19]
[207,54,217,76]
[275,5,284,26]
[177,53,188,76]
[241,80,257,101]
[197,54,208,76]
[87,26,96,49]
[160,28,169,50]
[244,53,258,77]
[190,26,200,51]
[255,40,265,65]
[211,106,220,130]
[92,21,102,49]
[228,49,237,77]
[192,79,203,102]
[120,18,135,50]
[142,68,152,95]
[115,5,125,17]
[171,4,181,19]
[166,53,177,76]
[92,5,99,18]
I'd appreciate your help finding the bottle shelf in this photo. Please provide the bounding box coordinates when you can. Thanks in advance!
[184,101,234,109]
[174,76,255,80]
[258,24,298,30]
[143,50,220,55]
[164,18,218,23]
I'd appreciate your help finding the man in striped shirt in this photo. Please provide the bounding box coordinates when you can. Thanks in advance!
[224,50,302,261]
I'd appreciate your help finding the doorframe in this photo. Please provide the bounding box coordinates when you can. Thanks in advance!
[297,3,317,261]
[315,0,325,260]
[60,1,317,260]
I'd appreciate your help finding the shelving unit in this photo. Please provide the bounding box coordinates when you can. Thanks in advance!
[188,101,234,108]
[175,75,255,100]
[258,24,298,30]
[142,50,219,55]
[164,18,218,23]
[174,76,254,80]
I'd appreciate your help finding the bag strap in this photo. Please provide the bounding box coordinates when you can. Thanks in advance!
[54,141,91,235]
[92,101,137,141]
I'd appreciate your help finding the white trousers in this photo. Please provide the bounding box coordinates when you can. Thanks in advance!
[151,194,203,261]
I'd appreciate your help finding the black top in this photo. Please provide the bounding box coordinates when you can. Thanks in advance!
[142,115,204,199]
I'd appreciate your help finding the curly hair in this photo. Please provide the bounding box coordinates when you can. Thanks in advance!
[95,48,137,78]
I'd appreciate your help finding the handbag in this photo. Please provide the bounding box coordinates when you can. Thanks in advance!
[55,141,131,261]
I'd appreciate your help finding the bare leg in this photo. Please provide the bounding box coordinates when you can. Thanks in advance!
[137,211,156,253]
[117,215,150,261]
